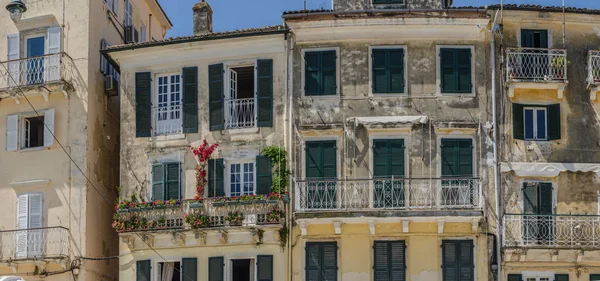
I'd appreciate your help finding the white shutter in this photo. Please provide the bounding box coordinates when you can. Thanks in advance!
[28,194,43,256]
[6,114,18,151]
[44,108,55,147]
[7,33,20,87]
[46,27,61,82]
[16,194,29,257]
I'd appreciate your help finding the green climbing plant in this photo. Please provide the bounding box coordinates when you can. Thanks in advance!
[261,146,291,194]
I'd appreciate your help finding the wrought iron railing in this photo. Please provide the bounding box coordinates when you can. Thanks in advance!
[0,53,74,91]
[153,106,183,136]
[186,198,286,227]
[116,205,185,232]
[0,226,69,261]
[588,50,600,86]
[294,178,480,212]
[503,214,600,249]
[506,48,568,82]
[225,98,256,129]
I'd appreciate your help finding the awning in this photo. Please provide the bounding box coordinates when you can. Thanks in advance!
[501,162,600,177]
[351,116,428,126]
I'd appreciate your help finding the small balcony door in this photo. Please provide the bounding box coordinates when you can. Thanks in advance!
[225,66,256,129]
[373,139,405,209]
[440,139,474,207]
[522,182,555,245]
[155,74,182,135]
[305,141,337,209]
[521,29,550,79]
[25,36,45,85]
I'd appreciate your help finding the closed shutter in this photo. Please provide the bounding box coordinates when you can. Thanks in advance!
[390,242,406,281]
[539,182,553,214]
[44,108,55,147]
[306,242,321,281]
[441,139,473,177]
[135,72,152,137]
[305,52,320,96]
[322,242,338,281]
[6,114,18,151]
[389,49,405,93]
[7,33,20,87]
[442,241,457,281]
[208,256,224,281]
[28,194,43,255]
[522,183,537,214]
[256,155,272,195]
[374,241,406,281]
[152,163,165,201]
[257,255,273,281]
[257,59,273,127]
[182,67,198,133]
[590,274,600,281]
[136,260,151,281]
[321,51,337,95]
[165,162,181,200]
[458,241,474,281]
[456,49,472,93]
[555,274,569,281]
[442,240,473,281]
[372,49,404,94]
[373,139,405,178]
[47,27,61,82]
[16,194,29,257]
[323,141,337,179]
[209,64,224,131]
[305,142,323,179]
[372,50,388,93]
[208,159,224,198]
[306,242,338,281]
[441,48,457,93]
[182,258,198,281]
[507,274,522,281]
[547,104,561,140]
[512,103,525,140]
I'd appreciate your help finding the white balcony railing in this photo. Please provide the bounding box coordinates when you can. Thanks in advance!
[504,214,600,249]
[225,98,256,129]
[294,178,480,212]
[153,106,183,136]
[506,48,568,82]
[0,226,69,261]
[0,53,74,91]
[588,50,600,86]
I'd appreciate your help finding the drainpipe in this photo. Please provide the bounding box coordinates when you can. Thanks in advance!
[287,33,295,281]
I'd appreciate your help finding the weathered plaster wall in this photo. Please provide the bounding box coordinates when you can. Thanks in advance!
[333,0,447,11]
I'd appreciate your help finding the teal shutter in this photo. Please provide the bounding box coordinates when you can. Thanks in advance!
[458,241,474,281]
[539,182,553,214]
[323,242,338,281]
[442,240,473,281]
[208,257,224,281]
[456,49,472,93]
[521,29,548,48]
[165,162,180,200]
[208,159,224,198]
[373,49,405,94]
[136,260,151,281]
[522,183,538,214]
[305,52,321,96]
[547,103,561,140]
[257,59,273,127]
[305,243,321,281]
[321,51,337,95]
[182,67,198,133]
[372,50,388,93]
[390,241,406,281]
[135,72,152,137]
[152,163,165,201]
[305,141,337,179]
[374,241,406,281]
[440,49,457,93]
[555,274,569,281]
[305,242,337,281]
[373,140,389,178]
[442,241,457,281]
[373,139,405,208]
[512,103,525,140]
[257,255,273,281]
[389,49,405,93]
[441,139,472,177]
[322,141,337,179]
[182,258,198,281]
[590,274,600,281]
[256,155,272,195]
[209,64,224,131]
[507,274,522,281]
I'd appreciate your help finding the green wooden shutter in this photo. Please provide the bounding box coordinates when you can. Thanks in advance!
[555,274,569,281]
[374,241,406,281]
[322,141,337,179]
[442,241,457,281]
[590,274,600,281]
[208,159,224,198]
[442,241,473,281]
[305,141,323,179]
[547,103,561,140]
[441,139,472,177]
[440,49,457,93]
[305,243,321,281]
[373,140,388,178]
[390,241,406,281]
[456,49,472,93]
[389,49,405,93]
[372,50,388,94]
[458,241,474,281]
[208,256,224,281]
[209,63,224,131]
[373,242,390,281]
[321,51,337,95]
[457,140,473,177]
[182,258,198,281]
[182,67,198,133]
[539,182,553,214]
[256,155,272,195]
[136,260,151,281]
[522,183,538,214]
[513,103,525,140]
[521,29,548,48]
[257,255,273,281]
[507,274,522,281]
[165,162,180,200]
[135,72,152,137]
[305,52,321,96]
[257,59,273,127]
[152,163,165,201]
[373,139,405,177]
[322,242,338,281]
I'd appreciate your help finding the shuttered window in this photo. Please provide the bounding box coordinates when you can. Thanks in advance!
[507,274,522,281]
[373,0,404,3]
[135,72,152,137]
[555,274,569,281]
[305,50,337,96]
[373,139,405,208]
[152,162,181,201]
[257,255,274,281]
[513,103,560,141]
[306,242,337,281]
[372,49,405,94]
[208,159,225,198]
[373,241,405,281]
[182,67,198,133]
[209,64,224,131]
[136,260,151,281]
[441,139,473,177]
[182,258,198,281]
[442,240,474,281]
[440,48,472,94]
[305,141,337,209]
[16,193,43,257]
[257,59,274,127]
[208,257,224,281]
[590,274,600,281]
[256,155,273,195]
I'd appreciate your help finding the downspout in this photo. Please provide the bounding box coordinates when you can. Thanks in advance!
[287,33,295,281]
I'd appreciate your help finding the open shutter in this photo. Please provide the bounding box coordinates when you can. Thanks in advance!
[28,194,43,255]
[16,194,28,257]
[456,49,472,93]
[539,182,553,214]
[321,51,337,95]
[182,67,198,133]
[256,155,272,195]
[440,48,457,93]
[208,257,224,281]
[512,103,525,140]
[135,72,152,137]
[555,274,569,281]
[136,260,151,281]
[6,114,18,151]
[44,108,55,147]
[257,59,273,127]
[322,242,338,281]
[208,159,224,198]
[305,52,320,96]
[165,162,181,200]
[389,49,405,93]
[152,163,165,201]
[257,255,273,281]
[209,64,224,131]
[47,27,61,82]
[372,50,388,93]
[7,33,20,87]
[182,258,198,281]
[547,104,561,140]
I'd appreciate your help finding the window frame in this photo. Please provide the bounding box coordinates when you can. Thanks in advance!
[436,45,475,96]
[372,240,406,281]
[437,136,477,178]
[370,136,408,178]
[153,72,183,136]
[225,159,257,197]
[103,0,118,16]
[523,107,548,141]
[153,259,182,281]
[223,60,258,130]
[16,192,45,228]
[301,47,340,97]
[20,112,45,150]
[521,271,555,281]
[227,257,256,281]
[518,29,552,48]
[369,46,407,96]
[23,33,47,58]
[519,180,556,214]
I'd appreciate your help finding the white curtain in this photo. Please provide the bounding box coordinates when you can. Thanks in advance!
[161,262,175,281]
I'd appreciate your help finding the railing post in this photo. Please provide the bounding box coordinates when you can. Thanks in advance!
[368,179,374,209]
[405,178,410,209]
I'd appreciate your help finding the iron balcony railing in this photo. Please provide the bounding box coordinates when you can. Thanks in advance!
[0,53,74,91]
[225,98,256,129]
[506,47,568,82]
[0,226,69,261]
[588,50,600,86]
[153,106,183,136]
[294,177,481,212]
[503,214,600,249]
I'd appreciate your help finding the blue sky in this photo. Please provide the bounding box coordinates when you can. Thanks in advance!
[157,0,600,38]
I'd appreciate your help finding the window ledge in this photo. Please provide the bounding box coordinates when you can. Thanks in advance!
[10,178,51,188]
[153,133,186,142]
[19,146,47,153]
[227,127,259,135]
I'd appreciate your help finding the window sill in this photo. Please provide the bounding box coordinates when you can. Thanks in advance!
[437,92,476,98]
[19,146,47,152]
[153,133,186,142]
[227,127,259,135]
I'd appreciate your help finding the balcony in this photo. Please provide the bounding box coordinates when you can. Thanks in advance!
[0,53,74,101]
[588,50,600,100]
[153,106,183,136]
[225,98,256,130]
[505,48,568,99]
[0,226,69,262]
[503,214,600,249]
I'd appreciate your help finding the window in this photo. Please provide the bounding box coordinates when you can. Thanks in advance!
[442,240,473,281]
[229,162,255,197]
[226,65,256,129]
[16,193,43,257]
[440,139,474,207]
[524,107,547,140]
[513,103,560,141]
[373,0,404,4]
[305,141,337,209]
[103,0,118,15]
[140,23,147,43]
[521,29,549,48]
[371,48,405,94]
[124,0,133,27]
[439,47,472,94]
[154,74,182,135]
[7,27,60,87]
[509,274,568,281]
[231,259,253,281]
[304,50,337,96]
[208,156,272,198]
[305,242,337,281]
[522,182,554,244]
[373,139,405,208]
[101,39,120,96]
[137,259,198,281]
[6,109,55,151]
[590,274,600,281]
[158,262,181,281]
[23,116,44,148]
[373,241,405,281]
[152,162,181,201]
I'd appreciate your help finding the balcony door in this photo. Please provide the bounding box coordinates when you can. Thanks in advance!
[521,29,550,80]
[440,139,474,207]
[25,36,45,85]
[305,141,337,209]
[522,182,555,245]
[155,74,182,135]
[16,193,43,258]
[373,139,405,208]
[226,66,256,129]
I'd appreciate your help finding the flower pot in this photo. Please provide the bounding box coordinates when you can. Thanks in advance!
[239,201,252,205]
[189,202,204,209]
[117,209,129,214]
[128,207,140,212]
[225,201,239,206]
[266,200,280,204]
[153,205,166,210]
[212,201,225,207]
[253,200,266,204]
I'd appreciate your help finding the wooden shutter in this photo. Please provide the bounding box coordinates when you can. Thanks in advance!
[442,241,457,281]
[209,64,224,131]
[373,140,388,178]
[521,30,548,48]
[547,103,561,140]
[257,59,273,127]
[136,260,151,281]
[322,141,337,179]
[373,139,405,177]
[458,241,474,281]
[322,242,338,281]
[182,258,198,281]
[441,140,456,177]
[6,114,18,151]
[372,50,388,93]
[305,141,322,179]
[440,48,457,93]
[47,27,61,81]
[208,159,224,198]
[305,52,321,96]
[305,242,337,281]
[441,139,472,177]
[555,274,569,281]
[590,274,600,281]
[321,51,337,95]
[44,108,55,147]
[456,49,472,93]
[208,256,224,281]
[390,241,406,281]
[257,255,273,281]
[152,163,165,201]
[305,242,321,281]
[165,162,180,200]
[256,155,272,195]
[374,241,406,281]
[512,103,525,140]
[16,194,28,257]
[389,49,405,93]
[522,182,538,214]
[442,240,473,281]
[182,67,198,133]
[507,274,522,281]
[539,182,553,214]
[135,72,152,137]
[7,33,20,87]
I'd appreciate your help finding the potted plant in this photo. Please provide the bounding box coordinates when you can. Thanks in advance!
[225,196,239,206]
[127,201,140,212]
[189,195,204,209]
[212,197,225,207]
[157,216,167,229]
[116,201,129,214]
[239,194,253,205]
[153,200,166,209]
[266,192,281,204]
[262,207,285,225]
[550,57,569,79]
[225,211,245,226]
[166,198,180,208]
[139,201,152,210]
[253,194,267,204]
[185,213,211,229]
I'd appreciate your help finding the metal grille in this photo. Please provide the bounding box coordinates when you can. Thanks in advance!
[0,226,69,261]
[186,199,285,227]
[1,53,73,90]
[225,98,256,129]
[506,48,568,82]
[504,214,600,248]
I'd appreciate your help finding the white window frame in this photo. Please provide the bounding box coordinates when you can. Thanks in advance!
[224,60,258,130]
[20,113,45,150]
[368,45,408,96]
[227,257,256,281]
[104,0,118,16]
[153,259,182,281]
[301,47,341,98]
[523,107,548,141]
[153,72,183,136]
[225,159,256,197]
[435,45,476,97]
[124,0,133,26]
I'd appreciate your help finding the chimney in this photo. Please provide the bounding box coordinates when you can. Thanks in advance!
[193,0,212,36]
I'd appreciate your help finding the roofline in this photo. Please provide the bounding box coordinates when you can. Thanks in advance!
[149,0,173,28]
[282,8,488,19]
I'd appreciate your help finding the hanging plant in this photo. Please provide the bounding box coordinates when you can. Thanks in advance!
[190,140,219,199]
[261,146,291,194]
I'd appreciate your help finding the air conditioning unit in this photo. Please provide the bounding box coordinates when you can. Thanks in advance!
[104,75,118,97]
[125,26,139,44]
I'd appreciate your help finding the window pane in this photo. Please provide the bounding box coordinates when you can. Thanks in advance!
[536,109,546,140]
[230,164,241,196]
[524,109,534,140]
